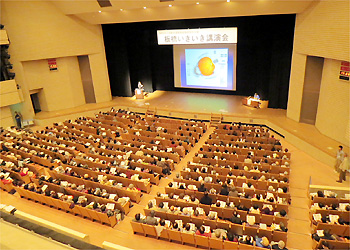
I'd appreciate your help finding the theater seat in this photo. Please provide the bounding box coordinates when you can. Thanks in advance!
[223,240,239,250]
[142,224,158,238]
[167,229,181,243]
[209,237,223,250]
[130,221,144,235]
[181,232,195,246]
[194,234,209,248]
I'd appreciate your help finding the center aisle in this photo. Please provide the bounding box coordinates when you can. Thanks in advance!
[111,125,215,248]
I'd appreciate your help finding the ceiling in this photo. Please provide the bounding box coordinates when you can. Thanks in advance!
[51,0,317,24]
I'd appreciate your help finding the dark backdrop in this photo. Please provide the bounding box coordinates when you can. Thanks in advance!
[102,14,295,109]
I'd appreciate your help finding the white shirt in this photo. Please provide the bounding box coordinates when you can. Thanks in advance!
[337,150,345,161]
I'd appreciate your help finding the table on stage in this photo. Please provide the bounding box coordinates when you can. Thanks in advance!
[242,97,269,109]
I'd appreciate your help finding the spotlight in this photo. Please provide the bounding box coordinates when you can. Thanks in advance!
[5,64,13,69]
[8,72,15,79]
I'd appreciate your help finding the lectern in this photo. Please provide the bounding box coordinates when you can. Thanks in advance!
[135,88,144,99]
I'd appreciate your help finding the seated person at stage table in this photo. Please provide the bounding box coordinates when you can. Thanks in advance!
[254,93,260,100]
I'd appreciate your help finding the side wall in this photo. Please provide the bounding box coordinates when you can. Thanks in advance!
[1,0,111,122]
[287,1,350,146]
[316,59,350,146]
[22,57,85,112]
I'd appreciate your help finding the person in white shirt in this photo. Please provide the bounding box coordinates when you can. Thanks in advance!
[334,145,345,173]
[337,153,349,183]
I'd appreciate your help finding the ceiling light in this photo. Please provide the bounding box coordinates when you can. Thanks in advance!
[169,4,172,7]
[227,0,230,2]
[196,2,199,4]
[143,6,147,9]
[98,10,101,13]
[120,9,123,11]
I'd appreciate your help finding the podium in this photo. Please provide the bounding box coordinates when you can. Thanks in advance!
[135,88,144,99]
[242,97,269,109]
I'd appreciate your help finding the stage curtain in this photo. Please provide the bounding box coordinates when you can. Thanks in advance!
[103,14,295,109]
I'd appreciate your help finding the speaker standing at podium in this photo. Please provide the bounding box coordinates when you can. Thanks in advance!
[138,81,144,91]
[135,81,144,99]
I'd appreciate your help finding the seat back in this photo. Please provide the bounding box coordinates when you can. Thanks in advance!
[258,228,273,241]
[272,230,287,243]
[130,221,144,235]
[223,240,239,250]
[209,237,223,250]
[159,228,169,240]
[240,242,255,250]
[181,232,195,245]
[195,234,209,248]
[167,229,181,242]
[142,224,158,237]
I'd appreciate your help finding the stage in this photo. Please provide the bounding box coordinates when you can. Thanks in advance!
[33,90,347,165]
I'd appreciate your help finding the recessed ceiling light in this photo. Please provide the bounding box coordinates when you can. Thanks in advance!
[98,10,102,13]
[143,6,147,9]
[169,4,172,7]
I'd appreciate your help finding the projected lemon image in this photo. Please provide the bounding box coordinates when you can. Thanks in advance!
[197,57,215,76]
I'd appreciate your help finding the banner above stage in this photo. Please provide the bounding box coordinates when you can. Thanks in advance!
[157,27,237,45]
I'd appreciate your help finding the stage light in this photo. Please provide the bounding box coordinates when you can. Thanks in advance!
[8,72,15,79]
[227,0,230,2]
[120,9,123,11]
[143,6,147,9]
[5,64,13,69]
[169,4,172,7]
[196,2,199,4]
[98,10,102,13]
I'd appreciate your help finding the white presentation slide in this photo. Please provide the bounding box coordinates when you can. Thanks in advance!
[185,48,228,87]
[173,44,237,91]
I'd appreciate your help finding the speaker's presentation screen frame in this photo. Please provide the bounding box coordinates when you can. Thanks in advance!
[174,44,237,91]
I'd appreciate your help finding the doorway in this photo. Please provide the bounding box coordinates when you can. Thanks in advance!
[30,93,41,113]
[78,55,96,103]
[300,56,324,125]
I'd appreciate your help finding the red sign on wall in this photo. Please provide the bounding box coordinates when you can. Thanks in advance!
[48,59,58,71]
[340,61,349,81]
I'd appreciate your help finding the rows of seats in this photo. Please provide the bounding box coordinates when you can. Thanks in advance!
[15,185,120,227]
[309,189,350,249]
[0,156,128,225]
[2,136,150,193]
[185,163,289,184]
[161,187,289,222]
[0,109,207,227]
[130,220,285,250]
[130,122,291,249]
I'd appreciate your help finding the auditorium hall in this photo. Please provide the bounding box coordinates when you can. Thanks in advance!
[0,1,349,250]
